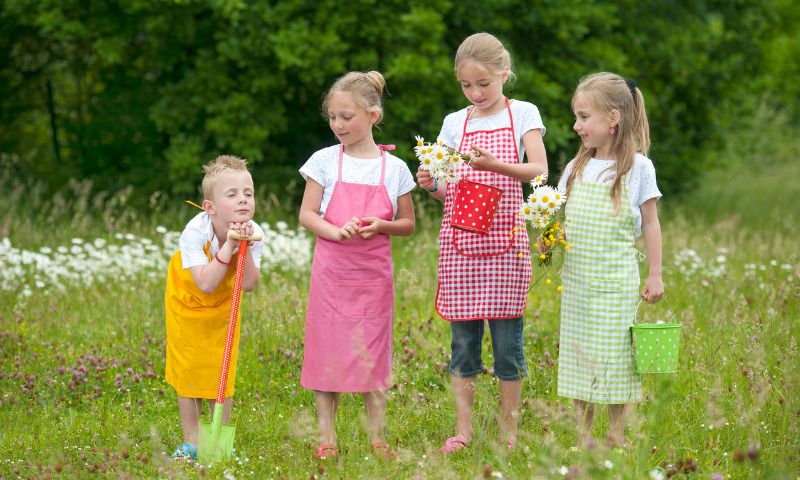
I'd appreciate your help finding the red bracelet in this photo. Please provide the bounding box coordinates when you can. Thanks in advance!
[214,251,230,265]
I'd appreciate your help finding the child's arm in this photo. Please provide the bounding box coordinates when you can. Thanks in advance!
[231,222,261,292]
[299,178,360,241]
[358,193,415,239]
[640,198,664,303]
[416,166,446,202]
[189,238,238,294]
[469,129,548,182]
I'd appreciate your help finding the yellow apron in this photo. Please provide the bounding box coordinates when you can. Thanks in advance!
[165,242,240,399]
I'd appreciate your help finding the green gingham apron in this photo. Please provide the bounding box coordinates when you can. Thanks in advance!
[557,178,643,403]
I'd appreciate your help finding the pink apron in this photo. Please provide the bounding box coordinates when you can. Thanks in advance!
[435,99,532,321]
[300,145,395,392]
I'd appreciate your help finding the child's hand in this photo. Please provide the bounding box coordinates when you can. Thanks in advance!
[641,275,664,304]
[228,222,255,246]
[357,217,383,240]
[416,166,436,191]
[468,145,501,172]
[337,216,360,241]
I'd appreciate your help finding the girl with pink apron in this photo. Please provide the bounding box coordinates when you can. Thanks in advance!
[301,145,395,393]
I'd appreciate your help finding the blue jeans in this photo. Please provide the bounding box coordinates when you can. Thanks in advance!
[449,316,527,381]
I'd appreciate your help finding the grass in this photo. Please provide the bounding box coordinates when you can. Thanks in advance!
[1,119,799,479]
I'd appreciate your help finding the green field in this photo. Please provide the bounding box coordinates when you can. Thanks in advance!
[1,124,798,479]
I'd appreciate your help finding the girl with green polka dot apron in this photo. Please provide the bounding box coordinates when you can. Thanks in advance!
[557,177,643,403]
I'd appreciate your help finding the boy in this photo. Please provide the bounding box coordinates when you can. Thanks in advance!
[164,155,264,460]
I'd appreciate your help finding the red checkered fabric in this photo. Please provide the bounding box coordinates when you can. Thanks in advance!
[435,101,532,321]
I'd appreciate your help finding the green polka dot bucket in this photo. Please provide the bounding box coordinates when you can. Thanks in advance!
[631,299,681,374]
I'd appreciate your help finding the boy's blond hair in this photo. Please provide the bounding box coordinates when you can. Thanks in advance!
[201,155,250,200]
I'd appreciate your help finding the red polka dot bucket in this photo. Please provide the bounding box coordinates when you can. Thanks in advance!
[451,178,503,234]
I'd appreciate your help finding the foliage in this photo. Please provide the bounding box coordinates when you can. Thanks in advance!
[1,118,799,479]
[1,0,798,205]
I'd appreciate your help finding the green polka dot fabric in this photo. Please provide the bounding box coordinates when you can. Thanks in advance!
[631,324,681,373]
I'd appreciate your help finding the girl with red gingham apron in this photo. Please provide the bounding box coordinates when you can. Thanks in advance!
[436,98,532,320]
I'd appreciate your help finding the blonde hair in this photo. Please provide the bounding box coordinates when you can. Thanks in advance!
[565,72,650,213]
[455,32,515,84]
[201,155,250,199]
[322,71,386,123]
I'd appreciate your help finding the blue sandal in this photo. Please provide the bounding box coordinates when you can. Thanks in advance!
[170,443,197,461]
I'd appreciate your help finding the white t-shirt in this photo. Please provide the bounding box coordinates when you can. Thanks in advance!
[179,212,265,269]
[557,154,662,237]
[437,100,546,161]
[299,145,416,217]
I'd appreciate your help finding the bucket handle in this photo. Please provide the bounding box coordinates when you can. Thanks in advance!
[633,296,678,325]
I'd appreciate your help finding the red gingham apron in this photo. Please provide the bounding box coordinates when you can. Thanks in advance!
[435,99,532,321]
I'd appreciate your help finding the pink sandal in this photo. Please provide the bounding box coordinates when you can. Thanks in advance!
[314,443,339,460]
[439,435,468,454]
[371,441,398,460]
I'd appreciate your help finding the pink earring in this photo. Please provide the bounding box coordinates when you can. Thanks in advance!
[610,126,616,136]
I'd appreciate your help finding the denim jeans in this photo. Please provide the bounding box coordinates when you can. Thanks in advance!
[449,316,527,381]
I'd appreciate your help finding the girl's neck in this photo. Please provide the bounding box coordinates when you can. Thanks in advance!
[471,96,507,119]
[343,137,380,158]
[594,145,616,161]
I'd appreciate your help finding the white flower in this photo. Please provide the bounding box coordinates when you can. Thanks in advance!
[531,174,547,186]
[519,202,536,222]
[604,459,614,469]
[559,465,569,475]
[649,469,664,480]
[155,225,168,234]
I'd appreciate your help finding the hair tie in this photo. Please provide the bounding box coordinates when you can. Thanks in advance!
[625,79,637,105]
[377,144,396,151]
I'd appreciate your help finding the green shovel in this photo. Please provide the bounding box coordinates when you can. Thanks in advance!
[198,229,261,463]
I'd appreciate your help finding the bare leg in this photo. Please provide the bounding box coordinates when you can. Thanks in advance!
[452,376,476,442]
[314,391,340,445]
[498,379,522,445]
[205,397,234,423]
[607,404,629,447]
[362,391,387,444]
[574,399,595,447]
[178,396,203,445]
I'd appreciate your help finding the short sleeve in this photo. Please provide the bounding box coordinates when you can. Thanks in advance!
[557,160,574,192]
[395,159,416,197]
[515,102,546,137]
[179,221,211,269]
[248,222,265,269]
[299,150,329,188]
[634,155,662,206]
[437,110,464,151]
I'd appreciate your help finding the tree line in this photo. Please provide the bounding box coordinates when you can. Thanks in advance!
[1,0,797,205]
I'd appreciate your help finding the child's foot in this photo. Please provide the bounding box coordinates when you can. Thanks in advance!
[169,443,197,461]
[371,441,398,460]
[439,435,468,455]
[314,443,339,460]
[604,435,630,449]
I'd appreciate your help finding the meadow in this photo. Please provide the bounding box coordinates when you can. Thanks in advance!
[1,119,798,479]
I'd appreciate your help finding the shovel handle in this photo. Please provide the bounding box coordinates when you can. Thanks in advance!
[227,229,263,242]
[215,239,248,404]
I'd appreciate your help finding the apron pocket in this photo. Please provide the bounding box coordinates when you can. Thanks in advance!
[332,279,393,318]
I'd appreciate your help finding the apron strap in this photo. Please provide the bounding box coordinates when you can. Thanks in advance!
[338,144,390,183]
[456,98,518,181]
[337,145,344,182]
